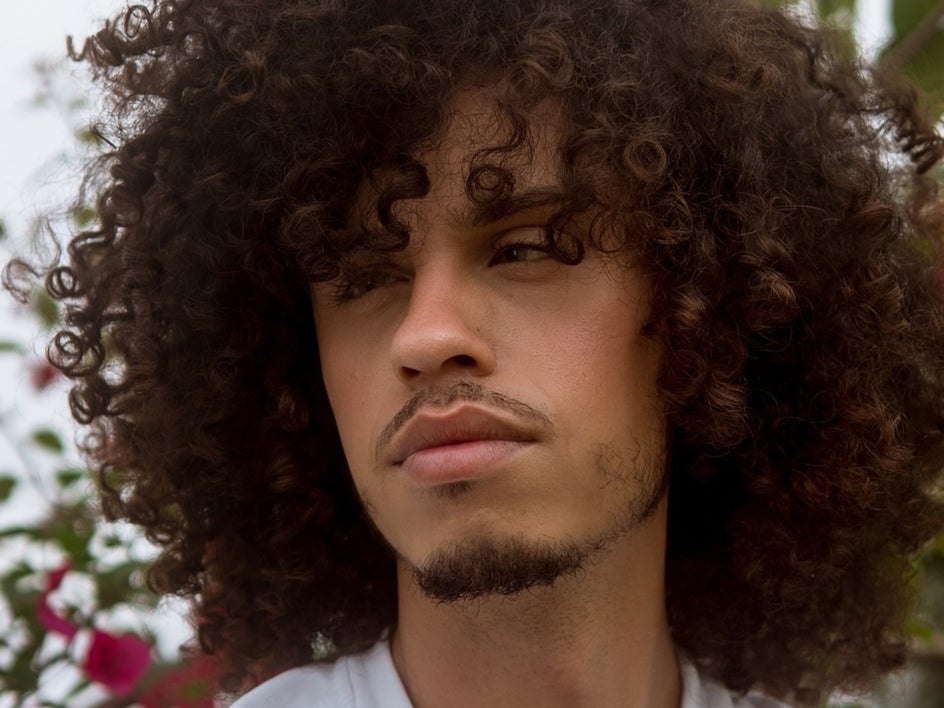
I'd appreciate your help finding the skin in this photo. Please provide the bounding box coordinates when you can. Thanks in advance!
[311,91,680,708]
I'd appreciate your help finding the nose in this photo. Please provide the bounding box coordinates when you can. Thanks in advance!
[391,270,496,385]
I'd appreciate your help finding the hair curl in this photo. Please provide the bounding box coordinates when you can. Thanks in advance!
[8,0,944,702]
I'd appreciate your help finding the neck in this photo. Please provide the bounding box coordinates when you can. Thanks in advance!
[390,507,680,708]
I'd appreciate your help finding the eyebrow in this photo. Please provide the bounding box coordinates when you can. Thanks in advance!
[452,186,565,229]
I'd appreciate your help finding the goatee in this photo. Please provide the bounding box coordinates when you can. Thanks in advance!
[412,535,594,602]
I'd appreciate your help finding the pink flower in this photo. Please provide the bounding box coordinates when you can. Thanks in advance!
[36,564,78,640]
[82,629,152,696]
[137,652,217,708]
[28,360,60,391]
[36,564,152,696]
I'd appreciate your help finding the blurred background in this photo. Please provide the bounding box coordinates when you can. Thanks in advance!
[0,0,941,706]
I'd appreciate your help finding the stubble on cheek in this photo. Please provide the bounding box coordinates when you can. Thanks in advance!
[590,436,668,532]
[356,436,669,605]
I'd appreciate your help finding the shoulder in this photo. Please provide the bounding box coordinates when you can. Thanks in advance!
[230,662,354,708]
[230,641,412,708]
[681,660,791,708]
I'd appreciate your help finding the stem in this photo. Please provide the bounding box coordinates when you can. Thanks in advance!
[881,0,944,69]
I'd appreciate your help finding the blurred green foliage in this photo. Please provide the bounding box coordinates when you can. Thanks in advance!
[887,0,944,107]
[0,60,215,708]
[756,3,944,705]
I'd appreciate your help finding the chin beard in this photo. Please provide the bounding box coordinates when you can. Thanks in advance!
[390,436,668,604]
[412,535,595,602]
[409,460,667,603]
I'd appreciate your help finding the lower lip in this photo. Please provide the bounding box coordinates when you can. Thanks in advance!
[399,440,529,486]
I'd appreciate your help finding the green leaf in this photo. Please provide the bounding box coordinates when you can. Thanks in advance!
[31,429,64,454]
[70,204,97,229]
[817,0,855,18]
[0,340,24,353]
[816,0,856,33]
[4,633,45,694]
[31,288,59,329]
[97,561,153,609]
[75,125,97,144]
[934,531,944,556]
[0,525,42,540]
[100,532,126,549]
[55,468,85,488]
[0,218,7,241]
[885,0,944,110]
[49,514,94,564]
[891,0,938,34]
[0,475,17,502]
[906,616,935,642]
[1,578,43,631]
[63,678,93,701]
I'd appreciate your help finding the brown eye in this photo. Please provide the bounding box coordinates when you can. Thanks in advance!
[489,242,551,266]
[330,264,404,304]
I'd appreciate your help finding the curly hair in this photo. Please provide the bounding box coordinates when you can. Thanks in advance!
[8,0,944,702]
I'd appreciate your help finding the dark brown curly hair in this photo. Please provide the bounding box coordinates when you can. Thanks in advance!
[8,0,944,702]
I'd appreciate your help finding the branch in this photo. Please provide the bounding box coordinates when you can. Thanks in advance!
[912,632,944,661]
[881,0,944,70]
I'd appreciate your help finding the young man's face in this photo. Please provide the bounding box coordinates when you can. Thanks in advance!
[311,92,667,600]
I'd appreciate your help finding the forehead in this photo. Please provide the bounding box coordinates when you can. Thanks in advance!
[424,89,565,190]
[349,89,567,226]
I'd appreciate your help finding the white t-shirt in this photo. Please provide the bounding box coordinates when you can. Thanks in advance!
[231,640,787,707]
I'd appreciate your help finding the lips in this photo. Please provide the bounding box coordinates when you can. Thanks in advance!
[386,405,538,482]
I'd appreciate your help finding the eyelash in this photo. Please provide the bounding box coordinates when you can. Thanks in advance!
[327,228,557,305]
[328,265,405,305]
[488,240,551,265]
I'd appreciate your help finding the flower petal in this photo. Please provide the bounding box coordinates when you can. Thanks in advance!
[137,652,217,708]
[82,629,152,695]
[36,564,77,640]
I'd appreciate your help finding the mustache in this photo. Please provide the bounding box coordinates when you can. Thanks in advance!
[374,381,553,465]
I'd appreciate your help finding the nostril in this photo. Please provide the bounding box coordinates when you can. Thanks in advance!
[451,354,477,368]
[399,366,422,379]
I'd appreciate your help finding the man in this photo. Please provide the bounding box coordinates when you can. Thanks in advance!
[23,0,944,705]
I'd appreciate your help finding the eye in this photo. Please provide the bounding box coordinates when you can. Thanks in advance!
[490,244,550,265]
[489,228,553,266]
[329,264,405,304]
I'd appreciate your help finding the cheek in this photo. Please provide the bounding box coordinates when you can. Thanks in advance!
[322,364,364,432]
[315,327,381,471]
[552,303,653,381]
[533,301,661,433]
